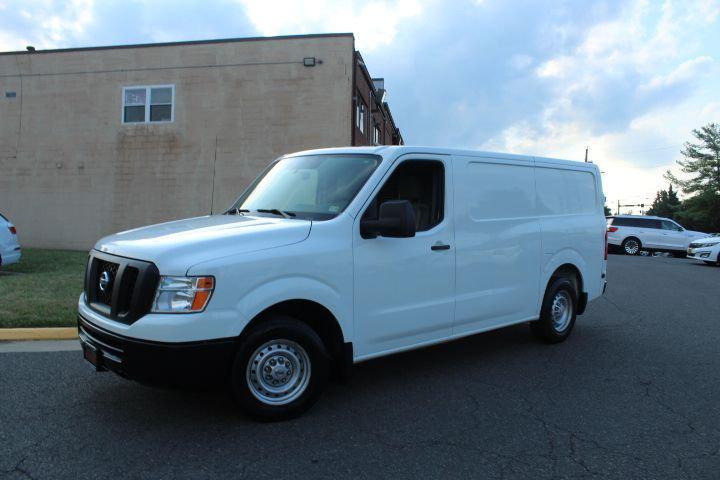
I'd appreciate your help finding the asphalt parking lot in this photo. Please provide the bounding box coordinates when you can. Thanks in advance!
[1,255,719,479]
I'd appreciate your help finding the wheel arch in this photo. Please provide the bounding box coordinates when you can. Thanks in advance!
[239,299,351,378]
[541,252,588,315]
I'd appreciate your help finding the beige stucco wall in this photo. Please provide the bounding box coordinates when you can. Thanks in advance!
[0,36,354,250]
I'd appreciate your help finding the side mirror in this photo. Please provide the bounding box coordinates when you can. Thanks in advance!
[361,200,416,239]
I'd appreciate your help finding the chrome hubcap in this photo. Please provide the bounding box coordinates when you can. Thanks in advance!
[624,240,639,254]
[246,340,311,406]
[551,290,573,332]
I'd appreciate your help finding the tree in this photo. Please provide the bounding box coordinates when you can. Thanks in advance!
[665,123,720,232]
[666,123,720,194]
[604,204,612,216]
[646,185,681,219]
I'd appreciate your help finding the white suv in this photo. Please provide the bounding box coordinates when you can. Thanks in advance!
[606,215,706,256]
[0,212,21,268]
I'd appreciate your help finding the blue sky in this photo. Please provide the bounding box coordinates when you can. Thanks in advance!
[1,0,718,211]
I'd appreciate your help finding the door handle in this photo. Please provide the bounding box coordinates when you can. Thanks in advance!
[431,243,451,251]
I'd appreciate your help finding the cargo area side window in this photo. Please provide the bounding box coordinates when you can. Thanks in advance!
[363,160,444,231]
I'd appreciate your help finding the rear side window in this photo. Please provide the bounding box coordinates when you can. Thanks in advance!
[0,212,7,222]
[612,217,660,228]
[536,168,597,215]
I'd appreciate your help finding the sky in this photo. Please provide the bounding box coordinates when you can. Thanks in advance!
[0,0,719,213]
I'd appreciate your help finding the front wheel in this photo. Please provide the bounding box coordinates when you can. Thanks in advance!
[230,316,330,421]
[531,277,578,343]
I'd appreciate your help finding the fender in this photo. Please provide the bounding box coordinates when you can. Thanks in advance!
[233,276,350,340]
[538,248,588,311]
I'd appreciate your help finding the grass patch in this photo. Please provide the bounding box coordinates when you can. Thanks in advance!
[0,249,87,328]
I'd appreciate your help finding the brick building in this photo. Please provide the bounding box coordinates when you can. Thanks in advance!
[0,33,403,249]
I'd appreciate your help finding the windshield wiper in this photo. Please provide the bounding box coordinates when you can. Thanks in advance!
[256,208,296,219]
[225,208,250,215]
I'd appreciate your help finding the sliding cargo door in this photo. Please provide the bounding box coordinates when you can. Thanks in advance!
[452,156,541,335]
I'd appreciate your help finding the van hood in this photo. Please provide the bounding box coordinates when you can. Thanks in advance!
[94,215,311,274]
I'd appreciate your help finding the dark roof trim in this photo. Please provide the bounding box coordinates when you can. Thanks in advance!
[0,32,354,56]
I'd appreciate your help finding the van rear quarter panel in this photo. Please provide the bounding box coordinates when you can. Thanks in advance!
[534,161,605,305]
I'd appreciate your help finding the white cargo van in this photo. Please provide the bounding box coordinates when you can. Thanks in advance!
[78,146,607,420]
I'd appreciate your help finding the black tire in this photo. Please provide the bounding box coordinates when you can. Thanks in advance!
[531,276,578,344]
[621,237,642,255]
[230,316,330,421]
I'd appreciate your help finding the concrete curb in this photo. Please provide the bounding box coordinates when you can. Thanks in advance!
[0,328,78,341]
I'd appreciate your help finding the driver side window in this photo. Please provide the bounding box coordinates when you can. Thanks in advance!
[661,220,682,231]
[363,160,444,232]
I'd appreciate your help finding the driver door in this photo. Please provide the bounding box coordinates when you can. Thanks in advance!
[660,220,686,249]
[352,155,455,359]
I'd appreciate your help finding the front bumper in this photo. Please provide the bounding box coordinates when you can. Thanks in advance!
[78,314,236,387]
[686,248,714,260]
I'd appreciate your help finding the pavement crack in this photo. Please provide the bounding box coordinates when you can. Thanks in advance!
[5,457,35,480]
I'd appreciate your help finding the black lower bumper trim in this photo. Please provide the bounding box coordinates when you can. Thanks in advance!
[78,315,236,387]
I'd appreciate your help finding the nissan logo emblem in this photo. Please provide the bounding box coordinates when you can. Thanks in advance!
[98,270,112,293]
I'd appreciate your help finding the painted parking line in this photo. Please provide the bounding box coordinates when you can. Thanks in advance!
[0,340,82,353]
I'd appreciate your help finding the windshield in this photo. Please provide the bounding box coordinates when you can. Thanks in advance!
[230,154,381,220]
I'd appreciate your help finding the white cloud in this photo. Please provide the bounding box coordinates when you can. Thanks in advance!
[237,0,423,51]
[0,0,95,50]
[486,0,720,209]
[638,56,714,93]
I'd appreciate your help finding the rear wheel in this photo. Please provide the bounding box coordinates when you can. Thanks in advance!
[230,316,330,421]
[621,237,641,255]
[531,277,578,343]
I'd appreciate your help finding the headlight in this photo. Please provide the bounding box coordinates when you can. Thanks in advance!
[152,276,214,313]
[700,242,718,248]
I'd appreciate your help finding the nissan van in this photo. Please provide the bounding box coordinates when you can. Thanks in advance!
[78,146,607,420]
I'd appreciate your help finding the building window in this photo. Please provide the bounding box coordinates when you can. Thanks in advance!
[373,125,381,145]
[356,99,365,134]
[122,85,174,124]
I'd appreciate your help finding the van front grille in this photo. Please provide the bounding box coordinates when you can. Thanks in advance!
[84,252,159,325]
[95,260,119,306]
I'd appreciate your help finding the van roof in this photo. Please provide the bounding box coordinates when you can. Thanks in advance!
[284,146,596,169]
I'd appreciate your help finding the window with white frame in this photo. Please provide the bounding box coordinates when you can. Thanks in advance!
[356,99,365,134]
[373,125,381,145]
[122,85,174,124]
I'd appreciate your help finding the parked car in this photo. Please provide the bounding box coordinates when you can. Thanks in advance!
[78,146,607,420]
[687,236,720,266]
[0,212,21,268]
[606,215,706,256]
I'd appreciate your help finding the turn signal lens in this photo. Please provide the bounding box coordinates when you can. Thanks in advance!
[152,276,215,313]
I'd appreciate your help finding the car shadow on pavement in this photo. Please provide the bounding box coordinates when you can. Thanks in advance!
[77,322,555,426]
